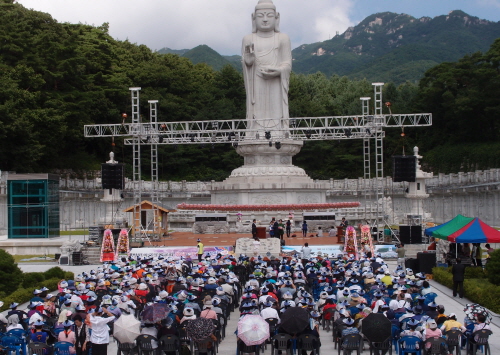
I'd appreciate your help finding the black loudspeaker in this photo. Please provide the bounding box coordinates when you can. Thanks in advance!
[393,156,416,182]
[405,258,420,273]
[102,163,125,189]
[399,225,422,244]
[417,252,436,274]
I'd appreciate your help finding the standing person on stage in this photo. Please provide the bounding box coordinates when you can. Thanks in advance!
[396,243,406,269]
[277,219,285,240]
[302,220,308,238]
[273,218,279,239]
[87,307,115,355]
[252,219,258,240]
[285,219,291,238]
[269,218,275,238]
[340,217,349,229]
[197,239,204,262]
[452,258,466,298]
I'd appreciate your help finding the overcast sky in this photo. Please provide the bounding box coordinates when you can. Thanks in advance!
[17,0,500,56]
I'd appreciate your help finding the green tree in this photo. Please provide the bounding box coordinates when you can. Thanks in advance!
[0,250,23,295]
[486,249,500,286]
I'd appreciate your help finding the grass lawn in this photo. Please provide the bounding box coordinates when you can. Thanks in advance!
[60,230,87,235]
[13,254,56,263]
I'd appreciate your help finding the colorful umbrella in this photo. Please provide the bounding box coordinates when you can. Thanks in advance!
[463,304,492,325]
[448,218,500,243]
[237,315,270,346]
[186,317,216,342]
[425,215,474,240]
[141,303,170,323]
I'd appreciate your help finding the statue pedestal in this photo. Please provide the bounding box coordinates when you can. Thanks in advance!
[210,140,327,205]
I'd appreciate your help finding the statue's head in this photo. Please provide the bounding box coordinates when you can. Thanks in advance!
[252,0,280,33]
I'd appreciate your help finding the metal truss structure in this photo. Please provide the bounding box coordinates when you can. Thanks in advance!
[84,85,432,239]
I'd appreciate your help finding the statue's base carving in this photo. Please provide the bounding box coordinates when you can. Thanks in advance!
[210,140,327,205]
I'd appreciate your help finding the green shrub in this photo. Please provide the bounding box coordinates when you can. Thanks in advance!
[64,272,75,280]
[43,267,66,280]
[0,250,23,295]
[432,267,453,288]
[485,249,500,285]
[21,272,46,289]
[0,287,33,312]
[0,278,61,312]
[465,266,487,279]
[432,266,500,314]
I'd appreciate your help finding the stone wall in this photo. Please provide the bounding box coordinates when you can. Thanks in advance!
[1,168,500,235]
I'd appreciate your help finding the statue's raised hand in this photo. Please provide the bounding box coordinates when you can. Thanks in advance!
[244,44,255,66]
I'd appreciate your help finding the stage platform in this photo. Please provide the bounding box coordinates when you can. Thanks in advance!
[148,232,343,247]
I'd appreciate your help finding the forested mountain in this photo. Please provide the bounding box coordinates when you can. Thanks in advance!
[162,10,500,84]
[293,10,500,83]
[1,0,500,180]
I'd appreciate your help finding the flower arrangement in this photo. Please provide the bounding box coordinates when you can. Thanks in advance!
[116,228,130,255]
[177,202,360,211]
[100,229,115,262]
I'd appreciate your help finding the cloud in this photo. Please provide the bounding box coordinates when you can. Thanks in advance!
[17,0,354,55]
[475,0,500,8]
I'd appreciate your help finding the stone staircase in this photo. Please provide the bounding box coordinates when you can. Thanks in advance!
[81,246,102,265]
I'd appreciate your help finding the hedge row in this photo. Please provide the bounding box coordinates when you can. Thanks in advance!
[21,267,74,289]
[0,267,75,312]
[0,278,60,312]
[432,266,500,313]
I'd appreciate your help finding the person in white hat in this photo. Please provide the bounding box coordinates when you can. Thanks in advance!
[180,307,196,323]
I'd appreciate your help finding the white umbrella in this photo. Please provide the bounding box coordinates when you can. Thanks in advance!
[237,315,270,346]
[113,314,141,344]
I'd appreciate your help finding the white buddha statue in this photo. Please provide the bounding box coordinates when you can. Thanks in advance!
[242,0,292,133]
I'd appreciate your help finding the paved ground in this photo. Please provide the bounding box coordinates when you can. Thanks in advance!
[16,261,500,354]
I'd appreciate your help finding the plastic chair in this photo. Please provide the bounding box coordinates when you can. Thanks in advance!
[265,318,279,339]
[1,335,23,355]
[271,333,292,355]
[53,341,74,355]
[237,339,260,355]
[28,342,52,355]
[368,337,392,355]
[444,329,462,355]
[338,333,362,355]
[398,335,422,355]
[136,334,159,355]
[193,338,215,355]
[217,314,227,339]
[297,334,320,355]
[391,324,401,353]
[332,322,346,349]
[470,329,492,355]
[424,337,446,355]
[7,329,28,355]
[116,341,137,355]
[177,324,193,354]
[158,335,180,355]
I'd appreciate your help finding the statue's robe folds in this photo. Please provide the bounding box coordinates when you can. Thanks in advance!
[242,32,292,131]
